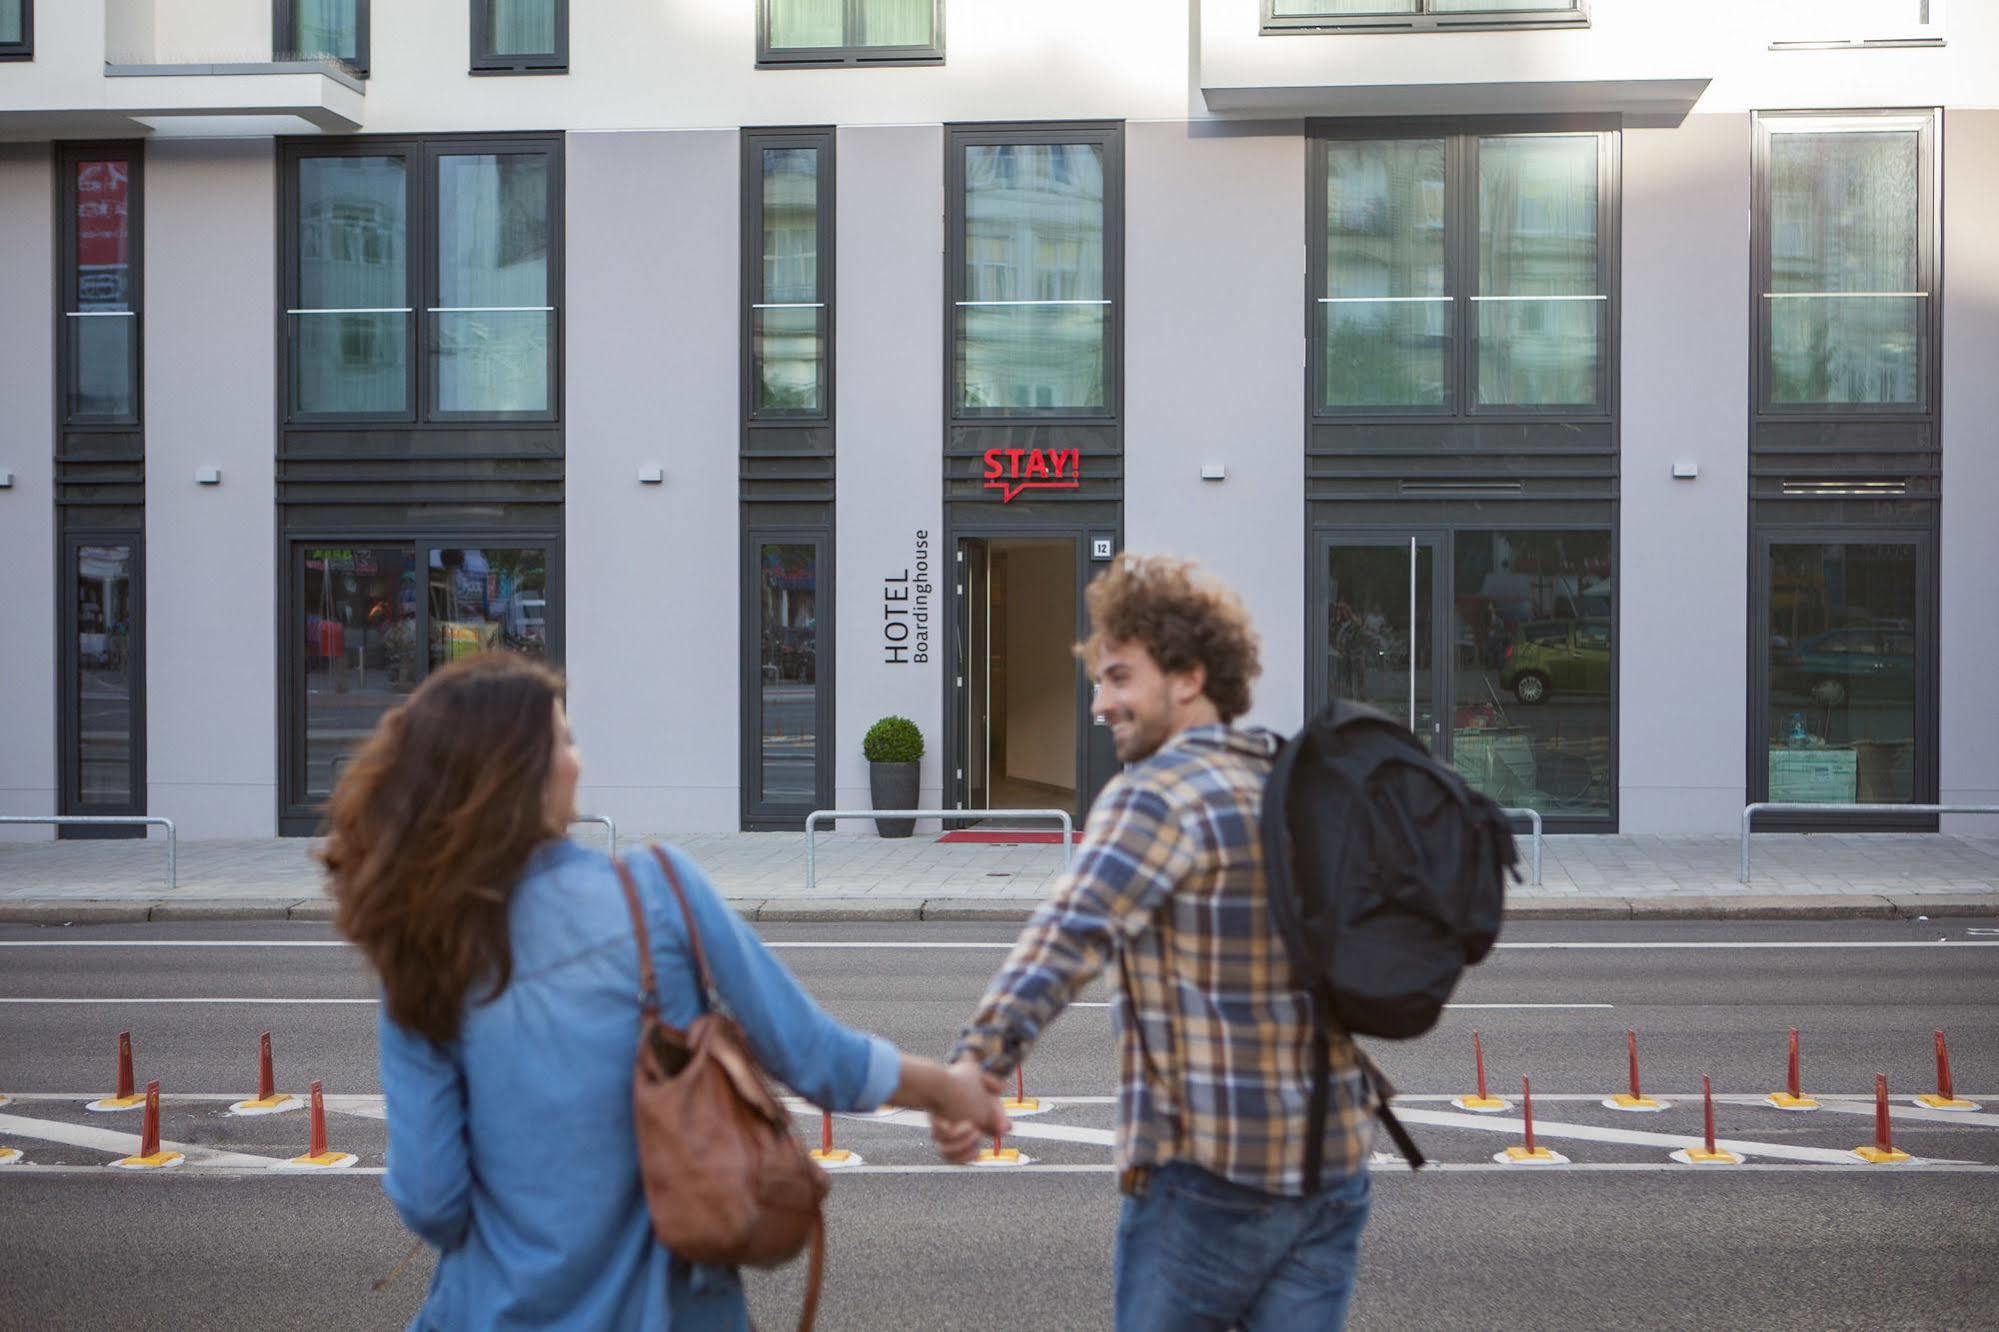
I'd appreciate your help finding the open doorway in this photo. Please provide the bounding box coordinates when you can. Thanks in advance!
[959,536,1080,818]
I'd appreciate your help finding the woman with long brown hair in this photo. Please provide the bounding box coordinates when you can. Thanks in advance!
[323,652,1004,1329]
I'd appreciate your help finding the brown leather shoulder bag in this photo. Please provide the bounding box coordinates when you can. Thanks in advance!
[613,844,829,1332]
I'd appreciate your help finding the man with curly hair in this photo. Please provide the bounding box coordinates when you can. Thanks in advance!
[934,553,1377,1330]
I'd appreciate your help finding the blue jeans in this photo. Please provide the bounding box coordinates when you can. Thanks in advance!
[1113,1162,1371,1332]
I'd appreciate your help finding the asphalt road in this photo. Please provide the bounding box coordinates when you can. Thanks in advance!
[1,918,1995,1330]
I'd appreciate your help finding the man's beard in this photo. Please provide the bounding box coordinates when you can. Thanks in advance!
[1110,708,1171,764]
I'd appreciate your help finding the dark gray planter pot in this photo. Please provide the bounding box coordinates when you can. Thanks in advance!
[868,762,920,838]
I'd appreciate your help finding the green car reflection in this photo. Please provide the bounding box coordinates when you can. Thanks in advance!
[1774,626,1916,708]
[1500,618,1611,705]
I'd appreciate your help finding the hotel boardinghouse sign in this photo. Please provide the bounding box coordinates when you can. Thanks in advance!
[983,447,1080,503]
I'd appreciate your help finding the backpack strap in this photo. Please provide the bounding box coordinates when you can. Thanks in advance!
[1303,985,1332,1195]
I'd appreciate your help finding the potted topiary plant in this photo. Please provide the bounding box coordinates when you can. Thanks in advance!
[862,716,924,838]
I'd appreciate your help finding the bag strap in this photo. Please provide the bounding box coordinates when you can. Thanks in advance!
[612,855,661,1018]
[797,1215,826,1332]
[650,845,720,1016]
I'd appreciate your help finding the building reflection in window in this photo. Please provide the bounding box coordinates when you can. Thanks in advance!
[1451,530,1613,820]
[758,543,818,805]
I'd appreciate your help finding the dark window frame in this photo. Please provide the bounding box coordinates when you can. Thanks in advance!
[742,127,835,426]
[1751,108,1941,420]
[57,141,144,430]
[0,0,31,60]
[278,133,564,429]
[946,121,1126,427]
[757,0,944,68]
[1264,0,1587,35]
[57,529,147,833]
[739,527,836,830]
[276,530,565,833]
[1744,522,1939,831]
[274,0,370,77]
[1306,116,1620,425]
[1305,517,1620,832]
[470,0,568,75]
[422,137,565,425]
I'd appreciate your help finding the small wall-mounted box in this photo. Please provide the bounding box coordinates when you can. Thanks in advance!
[1200,462,1226,481]
[195,466,222,485]
[0,469,14,489]
[637,464,664,485]
[1671,460,1699,480]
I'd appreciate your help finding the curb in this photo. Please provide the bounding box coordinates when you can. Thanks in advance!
[0,895,1992,927]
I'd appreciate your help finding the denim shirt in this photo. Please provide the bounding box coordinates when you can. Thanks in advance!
[378,839,901,1331]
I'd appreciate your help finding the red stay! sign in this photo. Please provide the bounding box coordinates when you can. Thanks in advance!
[983,447,1081,503]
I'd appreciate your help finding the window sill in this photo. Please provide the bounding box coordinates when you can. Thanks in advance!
[756,52,944,70]
[1261,16,1589,36]
[1768,37,1946,50]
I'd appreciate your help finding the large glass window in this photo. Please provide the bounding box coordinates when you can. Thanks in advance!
[761,0,941,65]
[1763,119,1927,408]
[1763,541,1922,805]
[427,547,549,669]
[63,154,139,424]
[277,0,367,74]
[755,543,820,808]
[957,140,1112,415]
[1475,135,1602,407]
[71,543,139,810]
[295,542,552,804]
[1,0,31,58]
[433,152,552,417]
[1313,126,1610,416]
[1452,530,1613,820]
[1315,526,1615,825]
[472,0,566,72]
[753,146,826,415]
[1320,139,1448,410]
[302,547,416,800]
[294,154,409,417]
[285,137,559,425]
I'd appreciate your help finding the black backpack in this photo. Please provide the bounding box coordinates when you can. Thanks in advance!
[1261,700,1518,1181]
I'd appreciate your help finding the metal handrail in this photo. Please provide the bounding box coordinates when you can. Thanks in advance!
[1741,802,1999,883]
[570,813,618,859]
[804,808,1075,894]
[1501,807,1543,887]
[0,815,177,889]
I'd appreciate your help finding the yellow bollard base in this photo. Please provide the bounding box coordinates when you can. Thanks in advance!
[0,1146,22,1166]
[1852,1146,1913,1164]
[1494,1146,1569,1165]
[111,1151,185,1170]
[1765,1092,1819,1112]
[1452,1095,1511,1113]
[1670,1147,1742,1166]
[1604,1094,1671,1113]
[85,1095,147,1113]
[278,1151,358,1170]
[228,1094,302,1117]
[972,1147,1031,1167]
[809,1148,863,1169]
[1914,1095,1981,1112]
[0,1093,11,1108]
[1001,1097,1046,1116]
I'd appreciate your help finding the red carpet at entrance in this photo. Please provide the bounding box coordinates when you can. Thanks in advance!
[935,830,1068,845]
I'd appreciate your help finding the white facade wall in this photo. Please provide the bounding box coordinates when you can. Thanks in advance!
[1,4,1994,834]
[142,139,277,837]
[0,146,57,836]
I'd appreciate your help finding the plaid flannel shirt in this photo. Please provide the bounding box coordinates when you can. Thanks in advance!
[952,723,1377,1197]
